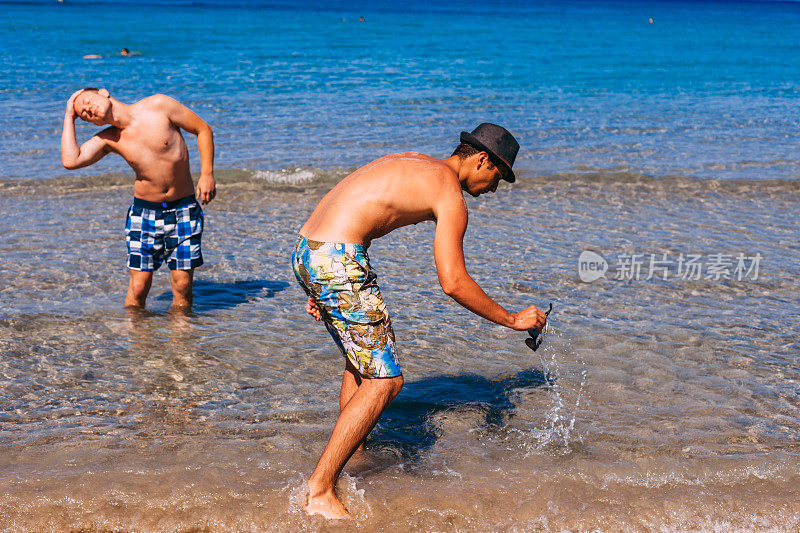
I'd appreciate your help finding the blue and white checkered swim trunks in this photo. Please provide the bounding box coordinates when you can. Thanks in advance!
[125,195,204,271]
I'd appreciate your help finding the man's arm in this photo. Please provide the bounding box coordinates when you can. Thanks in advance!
[158,95,216,204]
[61,91,110,170]
[433,193,547,331]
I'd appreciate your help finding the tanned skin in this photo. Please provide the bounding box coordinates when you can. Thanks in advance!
[61,88,216,309]
[298,151,548,519]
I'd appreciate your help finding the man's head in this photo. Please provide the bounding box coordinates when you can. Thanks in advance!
[73,87,112,125]
[459,123,519,183]
[453,123,520,197]
[453,143,504,197]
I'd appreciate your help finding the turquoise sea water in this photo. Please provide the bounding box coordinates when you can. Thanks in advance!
[1,1,799,531]
[2,0,800,180]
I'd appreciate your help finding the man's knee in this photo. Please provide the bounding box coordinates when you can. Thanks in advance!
[128,273,151,296]
[170,271,193,295]
[385,374,403,399]
[365,374,403,401]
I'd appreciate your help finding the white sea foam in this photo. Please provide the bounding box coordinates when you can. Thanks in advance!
[252,168,317,184]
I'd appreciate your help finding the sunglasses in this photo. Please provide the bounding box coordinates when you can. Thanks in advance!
[525,302,553,352]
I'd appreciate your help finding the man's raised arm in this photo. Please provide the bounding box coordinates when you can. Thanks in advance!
[433,193,547,332]
[61,90,110,170]
[159,95,216,204]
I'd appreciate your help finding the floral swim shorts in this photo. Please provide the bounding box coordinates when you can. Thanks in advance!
[292,235,401,379]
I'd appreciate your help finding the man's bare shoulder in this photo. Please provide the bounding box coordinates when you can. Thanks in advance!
[138,93,175,106]
[406,153,462,196]
[383,152,465,211]
[377,152,458,184]
[134,94,180,116]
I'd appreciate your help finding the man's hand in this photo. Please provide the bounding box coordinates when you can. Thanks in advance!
[510,304,548,331]
[196,172,216,205]
[65,89,83,120]
[306,296,322,321]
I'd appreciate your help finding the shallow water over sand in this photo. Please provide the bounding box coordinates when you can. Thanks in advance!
[1,171,798,530]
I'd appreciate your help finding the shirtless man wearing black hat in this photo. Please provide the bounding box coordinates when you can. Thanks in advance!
[291,123,548,519]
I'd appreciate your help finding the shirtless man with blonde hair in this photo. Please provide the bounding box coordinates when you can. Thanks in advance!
[292,123,548,519]
[61,88,216,309]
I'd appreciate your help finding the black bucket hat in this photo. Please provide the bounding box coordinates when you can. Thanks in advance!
[460,123,519,183]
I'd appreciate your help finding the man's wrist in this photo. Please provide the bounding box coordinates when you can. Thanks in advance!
[504,311,517,329]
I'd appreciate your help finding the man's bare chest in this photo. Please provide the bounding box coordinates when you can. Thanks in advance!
[112,119,186,161]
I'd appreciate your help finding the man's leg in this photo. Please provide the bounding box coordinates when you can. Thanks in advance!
[169,268,194,308]
[340,360,366,452]
[306,373,403,519]
[125,270,153,308]
[340,360,363,411]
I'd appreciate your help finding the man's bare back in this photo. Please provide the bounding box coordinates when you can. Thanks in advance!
[300,153,459,245]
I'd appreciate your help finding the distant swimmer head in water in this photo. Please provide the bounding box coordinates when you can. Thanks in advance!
[72,87,112,126]
[120,48,131,56]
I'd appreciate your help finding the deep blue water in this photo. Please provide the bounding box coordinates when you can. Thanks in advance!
[1,0,799,180]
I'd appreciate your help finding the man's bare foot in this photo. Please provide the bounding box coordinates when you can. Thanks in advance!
[305,487,350,520]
